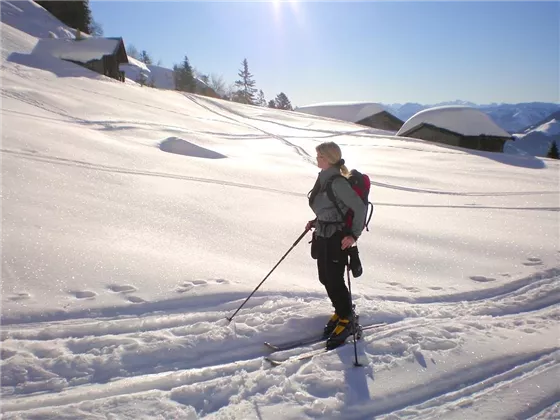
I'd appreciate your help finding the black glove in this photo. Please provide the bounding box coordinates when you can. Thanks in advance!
[347,246,363,278]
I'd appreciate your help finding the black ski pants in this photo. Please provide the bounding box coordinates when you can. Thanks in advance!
[314,231,351,319]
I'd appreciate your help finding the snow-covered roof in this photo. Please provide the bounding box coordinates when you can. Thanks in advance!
[119,62,211,91]
[121,56,150,73]
[397,106,511,138]
[295,102,386,123]
[32,37,126,64]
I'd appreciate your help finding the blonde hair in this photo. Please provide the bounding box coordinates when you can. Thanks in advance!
[316,141,350,177]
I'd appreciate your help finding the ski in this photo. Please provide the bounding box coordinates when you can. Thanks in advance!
[263,322,386,353]
[265,337,360,366]
[265,348,327,366]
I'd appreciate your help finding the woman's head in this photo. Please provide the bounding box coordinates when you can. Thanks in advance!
[315,142,349,176]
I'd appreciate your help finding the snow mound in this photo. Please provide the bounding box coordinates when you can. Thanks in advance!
[1,0,83,39]
[295,101,386,123]
[398,106,511,138]
[159,137,227,159]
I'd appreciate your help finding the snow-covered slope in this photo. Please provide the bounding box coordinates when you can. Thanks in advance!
[481,102,560,134]
[397,106,512,138]
[0,0,80,39]
[295,101,386,123]
[505,111,560,157]
[1,2,559,419]
[519,111,560,136]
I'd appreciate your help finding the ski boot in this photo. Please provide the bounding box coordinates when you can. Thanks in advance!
[326,315,355,350]
[323,313,339,339]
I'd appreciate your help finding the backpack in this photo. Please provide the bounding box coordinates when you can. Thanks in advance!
[325,169,374,233]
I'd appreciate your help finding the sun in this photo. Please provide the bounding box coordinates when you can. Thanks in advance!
[269,0,303,28]
[271,0,296,8]
[271,0,299,16]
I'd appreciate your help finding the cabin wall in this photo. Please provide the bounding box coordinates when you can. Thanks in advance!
[357,112,404,131]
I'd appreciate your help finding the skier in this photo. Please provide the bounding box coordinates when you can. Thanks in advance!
[306,141,366,349]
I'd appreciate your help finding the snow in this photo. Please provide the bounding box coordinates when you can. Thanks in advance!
[144,64,176,90]
[295,102,387,123]
[505,116,560,157]
[120,61,211,92]
[33,37,123,64]
[398,106,512,138]
[2,2,560,419]
[531,118,560,136]
[123,55,150,73]
[1,0,84,40]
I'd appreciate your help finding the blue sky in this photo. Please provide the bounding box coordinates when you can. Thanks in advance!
[90,1,559,107]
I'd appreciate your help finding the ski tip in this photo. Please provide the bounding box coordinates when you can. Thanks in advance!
[264,342,280,351]
[264,357,282,367]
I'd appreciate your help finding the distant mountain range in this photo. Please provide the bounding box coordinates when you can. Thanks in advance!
[385,101,560,134]
[503,110,560,157]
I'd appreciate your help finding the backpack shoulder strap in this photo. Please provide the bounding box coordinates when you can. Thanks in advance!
[325,175,346,220]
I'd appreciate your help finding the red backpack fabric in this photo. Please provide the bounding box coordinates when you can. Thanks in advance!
[326,169,374,233]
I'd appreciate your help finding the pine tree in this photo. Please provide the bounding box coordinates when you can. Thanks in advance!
[274,92,293,110]
[36,1,92,34]
[547,141,559,159]
[234,58,257,104]
[173,55,196,93]
[139,50,152,65]
[268,100,276,108]
[256,90,266,107]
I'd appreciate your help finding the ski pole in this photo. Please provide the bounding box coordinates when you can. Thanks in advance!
[226,227,310,323]
[347,264,362,367]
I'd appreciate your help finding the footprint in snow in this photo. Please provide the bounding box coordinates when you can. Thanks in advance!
[176,278,230,293]
[107,284,137,294]
[126,295,145,304]
[70,290,97,299]
[523,257,543,266]
[428,286,443,291]
[8,292,31,301]
[176,283,194,293]
[470,276,496,283]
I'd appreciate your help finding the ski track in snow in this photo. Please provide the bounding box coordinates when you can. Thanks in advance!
[3,148,558,215]
[1,52,559,418]
[1,268,558,418]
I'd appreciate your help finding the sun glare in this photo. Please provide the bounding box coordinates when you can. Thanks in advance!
[271,0,301,24]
